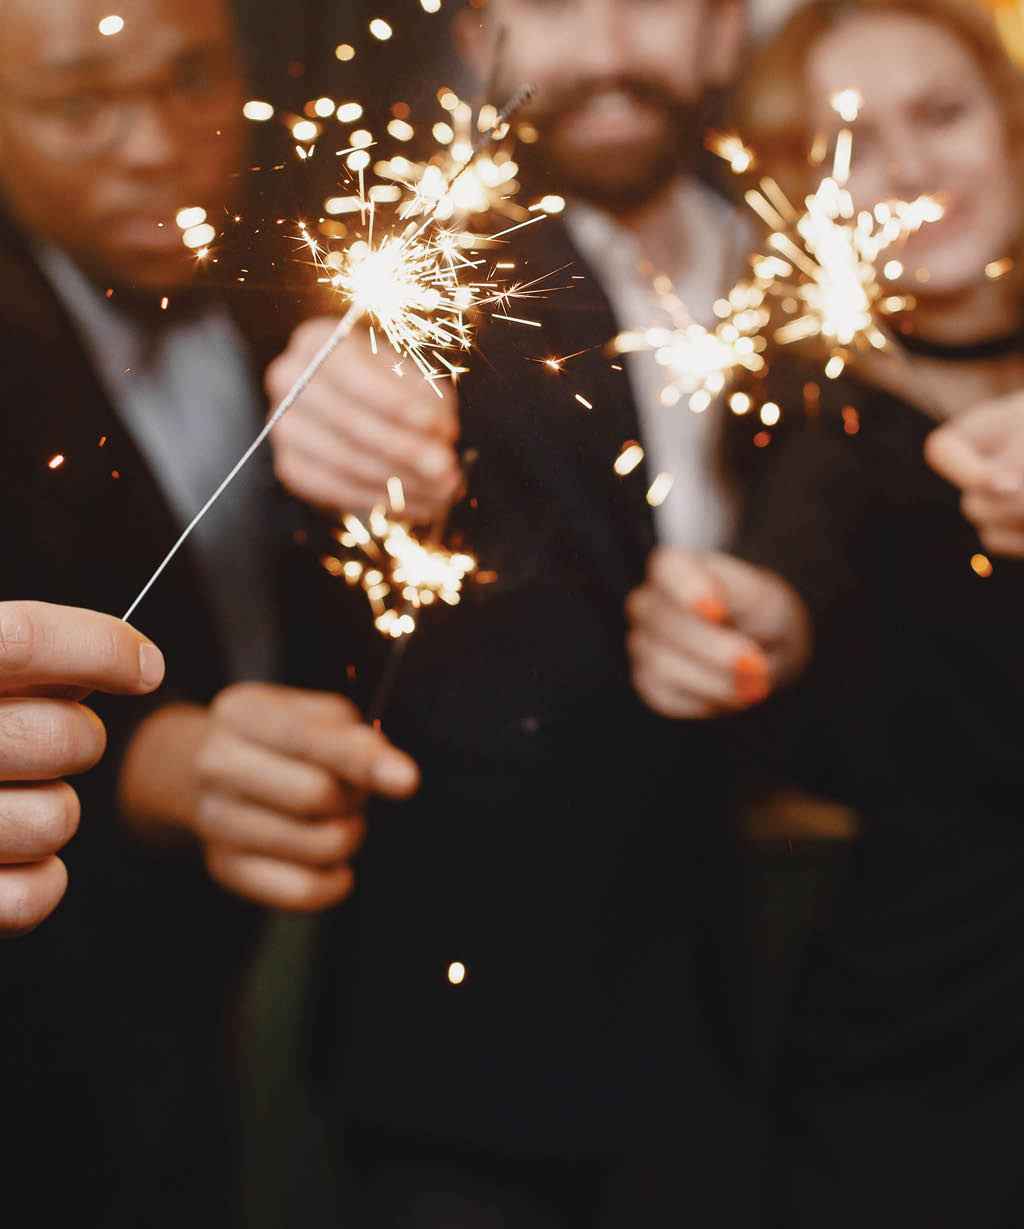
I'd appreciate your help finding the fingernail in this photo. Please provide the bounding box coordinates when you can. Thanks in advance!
[419,449,450,479]
[138,641,165,688]
[737,679,770,706]
[734,651,768,680]
[694,594,727,623]
[373,756,417,794]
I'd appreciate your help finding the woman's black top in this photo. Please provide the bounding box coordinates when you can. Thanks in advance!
[727,357,1024,1225]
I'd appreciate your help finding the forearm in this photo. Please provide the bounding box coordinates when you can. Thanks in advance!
[117,702,209,844]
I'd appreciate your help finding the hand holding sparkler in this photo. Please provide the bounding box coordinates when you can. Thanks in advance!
[626,546,810,719]
[926,393,1024,559]
[267,317,461,522]
[119,683,419,913]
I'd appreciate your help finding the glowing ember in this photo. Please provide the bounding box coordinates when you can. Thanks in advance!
[47,454,65,470]
[328,505,477,639]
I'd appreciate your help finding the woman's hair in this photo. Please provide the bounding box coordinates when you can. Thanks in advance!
[730,0,1024,199]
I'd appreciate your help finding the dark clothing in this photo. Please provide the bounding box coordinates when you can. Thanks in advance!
[313,218,758,1218]
[730,361,1024,1227]
[0,208,330,1227]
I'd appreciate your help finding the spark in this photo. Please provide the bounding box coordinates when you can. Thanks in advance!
[376,90,525,227]
[612,276,770,413]
[614,442,645,476]
[98,15,124,36]
[47,454,65,470]
[126,84,537,623]
[243,100,274,122]
[327,504,477,639]
[647,472,674,507]
[704,130,755,174]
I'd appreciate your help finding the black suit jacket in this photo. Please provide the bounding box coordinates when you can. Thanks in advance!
[0,208,335,1227]
[315,216,755,1161]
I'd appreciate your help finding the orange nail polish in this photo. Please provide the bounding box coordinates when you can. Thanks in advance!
[695,594,727,623]
[734,651,768,680]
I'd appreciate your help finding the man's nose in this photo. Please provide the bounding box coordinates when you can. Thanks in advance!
[114,100,183,171]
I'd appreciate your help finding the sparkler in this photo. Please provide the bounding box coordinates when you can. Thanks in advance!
[738,88,943,380]
[610,92,943,444]
[322,499,477,641]
[376,90,526,227]
[123,86,535,623]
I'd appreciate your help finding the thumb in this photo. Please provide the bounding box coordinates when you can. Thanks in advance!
[646,545,730,624]
[925,419,993,491]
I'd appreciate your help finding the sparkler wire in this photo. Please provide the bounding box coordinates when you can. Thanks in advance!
[122,304,361,622]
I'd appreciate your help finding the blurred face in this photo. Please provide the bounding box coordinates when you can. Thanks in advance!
[806,13,1019,296]
[461,0,743,210]
[0,0,246,289]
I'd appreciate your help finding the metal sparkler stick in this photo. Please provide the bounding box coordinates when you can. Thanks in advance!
[122,304,361,622]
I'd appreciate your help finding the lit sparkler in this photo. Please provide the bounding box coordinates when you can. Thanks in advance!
[124,87,535,623]
[376,90,526,227]
[611,94,943,443]
[613,274,770,415]
[322,498,477,640]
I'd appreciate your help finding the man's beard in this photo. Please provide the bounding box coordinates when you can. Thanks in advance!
[513,76,707,212]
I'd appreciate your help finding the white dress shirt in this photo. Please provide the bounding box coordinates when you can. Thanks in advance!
[565,178,751,549]
[38,246,277,681]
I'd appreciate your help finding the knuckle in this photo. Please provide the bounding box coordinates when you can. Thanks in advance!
[0,602,37,675]
[194,731,230,786]
[34,783,81,853]
[194,791,227,838]
[294,771,339,815]
[210,683,260,725]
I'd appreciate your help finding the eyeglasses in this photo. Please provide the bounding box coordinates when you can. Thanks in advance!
[0,52,244,163]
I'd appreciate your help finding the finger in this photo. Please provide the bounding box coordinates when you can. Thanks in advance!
[268,322,452,432]
[645,547,728,622]
[204,847,355,913]
[0,699,106,781]
[979,528,1024,559]
[0,601,164,695]
[275,381,458,484]
[961,489,1024,530]
[925,421,995,490]
[628,630,740,710]
[0,856,68,936]
[213,686,421,798]
[196,794,365,868]
[197,726,356,817]
[629,590,768,685]
[273,419,459,515]
[0,781,80,862]
[631,663,719,720]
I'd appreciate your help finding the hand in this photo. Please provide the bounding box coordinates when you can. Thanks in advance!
[121,684,419,912]
[626,546,811,719]
[925,394,1024,557]
[0,601,165,935]
[267,317,462,521]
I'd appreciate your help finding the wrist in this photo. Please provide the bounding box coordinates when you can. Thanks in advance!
[117,702,209,844]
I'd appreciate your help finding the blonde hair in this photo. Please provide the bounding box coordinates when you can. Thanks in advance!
[731,0,1024,201]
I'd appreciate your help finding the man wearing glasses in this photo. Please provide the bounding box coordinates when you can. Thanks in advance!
[0,2,418,1224]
